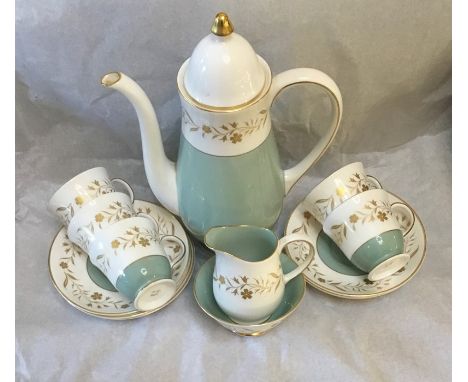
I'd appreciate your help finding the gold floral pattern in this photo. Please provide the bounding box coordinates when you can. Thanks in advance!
[213,269,282,298]
[72,201,135,251]
[91,292,102,300]
[288,203,420,295]
[183,109,268,144]
[329,199,393,244]
[58,235,129,309]
[290,210,318,235]
[86,179,113,197]
[51,201,191,316]
[112,226,158,252]
[93,201,134,228]
[312,172,374,221]
[55,179,114,224]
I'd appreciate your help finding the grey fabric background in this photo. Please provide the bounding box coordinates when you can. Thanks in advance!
[16,1,451,381]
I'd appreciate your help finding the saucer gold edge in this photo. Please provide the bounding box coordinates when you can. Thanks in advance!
[49,236,195,320]
[73,242,194,320]
[192,256,306,334]
[284,190,427,300]
[48,200,195,320]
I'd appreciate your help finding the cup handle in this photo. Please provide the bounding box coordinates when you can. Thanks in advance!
[391,202,415,237]
[366,175,382,189]
[110,178,134,203]
[160,235,186,268]
[277,233,315,284]
[136,211,186,267]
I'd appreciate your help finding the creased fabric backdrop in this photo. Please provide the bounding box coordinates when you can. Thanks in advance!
[16,1,451,381]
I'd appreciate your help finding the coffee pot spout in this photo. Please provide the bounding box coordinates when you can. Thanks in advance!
[101,72,179,215]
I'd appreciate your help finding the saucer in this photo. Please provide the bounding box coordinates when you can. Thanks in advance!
[285,191,426,299]
[49,200,194,319]
[193,254,305,336]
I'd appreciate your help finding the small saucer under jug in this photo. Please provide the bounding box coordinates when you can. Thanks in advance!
[205,225,315,324]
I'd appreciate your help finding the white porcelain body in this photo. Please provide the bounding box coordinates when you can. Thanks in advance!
[84,216,180,286]
[208,228,314,325]
[177,60,343,169]
[304,162,381,224]
[48,167,133,225]
[67,192,136,252]
[177,57,272,157]
[102,13,344,231]
[184,33,266,107]
[102,66,342,220]
[213,248,284,325]
[323,189,402,258]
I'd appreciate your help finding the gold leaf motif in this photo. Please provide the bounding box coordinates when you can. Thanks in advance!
[213,268,282,298]
[184,109,268,144]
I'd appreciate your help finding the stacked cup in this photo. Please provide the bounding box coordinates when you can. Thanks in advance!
[48,167,185,311]
[304,162,413,281]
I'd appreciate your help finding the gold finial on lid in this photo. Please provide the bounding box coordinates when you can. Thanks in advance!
[211,12,234,36]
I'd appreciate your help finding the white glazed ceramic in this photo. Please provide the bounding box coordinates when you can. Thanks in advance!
[193,254,306,336]
[87,216,184,285]
[322,188,413,281]
[205,226,314,325]
[285,191,425,299]
[304,162,381,224]
[67,192,136,252]
[184,16,266,108]
[322,189,411,280]
[48,167,134,225]
[101,12,343,239]
[49,200,194,319]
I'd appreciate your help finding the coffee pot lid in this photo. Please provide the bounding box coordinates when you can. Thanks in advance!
[183,12,268,108]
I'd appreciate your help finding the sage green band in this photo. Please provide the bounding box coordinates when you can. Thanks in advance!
[350,229,404,273]
[116,255,172,301]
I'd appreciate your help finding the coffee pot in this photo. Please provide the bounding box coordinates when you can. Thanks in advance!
[102,12,342,239]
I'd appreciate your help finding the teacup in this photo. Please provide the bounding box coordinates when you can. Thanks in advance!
[67,192,136,252]
[205,225,314,324]
[323,189,414,281]
[48,167,133,225]
[304,162,381,224]
[86,216,185,311]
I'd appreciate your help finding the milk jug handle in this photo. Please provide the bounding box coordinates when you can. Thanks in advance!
[277,233,315,284]
[269,68,343,194]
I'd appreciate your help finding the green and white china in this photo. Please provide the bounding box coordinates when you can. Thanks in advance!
[102,12,343,240]
[84,216,185,311]
[304,162,381,224]
[48,167,133,226]
[323,189,413,281]
[193,254,305,336]
[67,191,136,252]
[48,200,194,319]
[205,225,314,324]
[285,191,426,299]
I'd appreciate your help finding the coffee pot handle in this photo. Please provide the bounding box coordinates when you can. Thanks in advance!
[277,233,315,284]
[269,68,343,194]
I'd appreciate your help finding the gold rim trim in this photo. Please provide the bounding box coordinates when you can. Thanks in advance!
[48,200,195,320]
[177,57,272,113]
[204,224,282,264]
[192,256,306,333]
[283,190,427,300]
